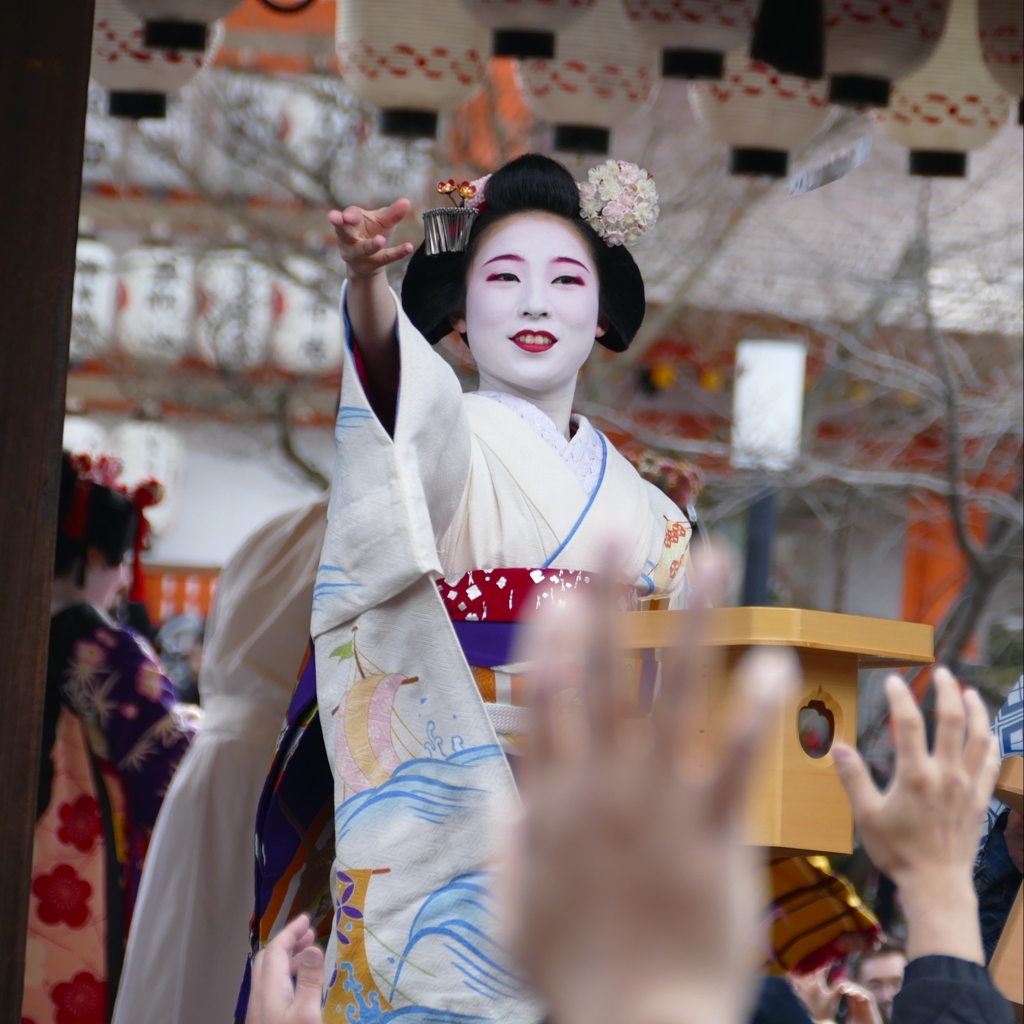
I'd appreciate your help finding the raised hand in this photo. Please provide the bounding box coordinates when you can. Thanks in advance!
[502,551,799,1024]
[245,914,324,1024]
[328,199,414,279]
[832,667,1001,964]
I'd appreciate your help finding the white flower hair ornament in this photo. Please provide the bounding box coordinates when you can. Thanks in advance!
[421,163,657,255]
[578,160,659,248]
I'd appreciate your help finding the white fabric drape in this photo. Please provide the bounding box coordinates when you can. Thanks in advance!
[113,498,328,1024]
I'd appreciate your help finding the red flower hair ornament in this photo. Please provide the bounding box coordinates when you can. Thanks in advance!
[62,451,164,603]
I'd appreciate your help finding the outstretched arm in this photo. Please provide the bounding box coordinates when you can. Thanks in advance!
[328,199,414,432]
[834,668,1014,1024]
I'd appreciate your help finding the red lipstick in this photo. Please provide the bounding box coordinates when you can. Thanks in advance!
[511,330,557,353]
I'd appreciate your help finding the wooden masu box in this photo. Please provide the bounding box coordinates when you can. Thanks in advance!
[619,607,934,857]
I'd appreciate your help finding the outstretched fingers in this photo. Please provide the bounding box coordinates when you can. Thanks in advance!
[583,556,621,749]
[886,674,927,774]
[371,197,412,230]
[932,666,967,767]
[833,742,882,821]
[653,547,728,767]
[961,685,993,778]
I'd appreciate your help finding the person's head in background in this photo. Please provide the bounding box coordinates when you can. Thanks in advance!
[852,942,906,1023]
[53,451,136,613]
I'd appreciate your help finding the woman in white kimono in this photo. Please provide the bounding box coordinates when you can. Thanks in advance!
[113,499,327,1024]
[251,155,692,1024]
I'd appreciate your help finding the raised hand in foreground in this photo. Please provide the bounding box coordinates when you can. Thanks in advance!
[789,965,882,1024]
[501,554,800,1024]
[832,668,1000,966]
[245,913,324,1024]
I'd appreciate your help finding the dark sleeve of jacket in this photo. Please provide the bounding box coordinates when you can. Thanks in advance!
[749,976,814,1024]
[892,956,1015,1024]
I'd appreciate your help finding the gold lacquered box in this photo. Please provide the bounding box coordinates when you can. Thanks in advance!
[620,608,934,856]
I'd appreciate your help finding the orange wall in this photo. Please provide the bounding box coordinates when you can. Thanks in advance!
[901,495,986,684]
[142,564,220,627]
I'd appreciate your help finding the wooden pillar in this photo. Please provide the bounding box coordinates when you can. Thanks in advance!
[0,3,95,1018]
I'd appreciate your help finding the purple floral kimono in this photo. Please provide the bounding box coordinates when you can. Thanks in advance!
[23,603,194,1024]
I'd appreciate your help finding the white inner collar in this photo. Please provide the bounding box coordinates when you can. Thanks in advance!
[475,391,604,497]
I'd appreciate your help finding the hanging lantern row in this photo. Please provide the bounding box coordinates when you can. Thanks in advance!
[978,0,1023,123]
[91,0,220,119]
[824,0,951,108]
[873,0,1012,176]
[624,0,757,80]
[119,0,243,51]
[333,0,1014,173]
[688,52,832,177]
[71,241,344,376]
[517,0,659,154]
[459,0,597,58]
[335,0,489,139]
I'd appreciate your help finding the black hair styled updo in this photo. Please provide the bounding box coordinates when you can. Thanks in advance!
[401,153,646,353]
[55,451,137,581]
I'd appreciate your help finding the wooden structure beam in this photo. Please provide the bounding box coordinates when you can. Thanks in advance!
[0,3,96,1018]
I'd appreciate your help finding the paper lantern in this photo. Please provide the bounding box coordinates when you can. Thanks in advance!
[688,52,832,176]
[118,0,241,51]
[91,0,209,118]
[117,247,195,363]
[459,0,596,58]
[979,0,1023,122]
[874,0,1012,176]
[195,250,275,371]
[517,0,659,154]
[272,258,344,376]
[110,421,185,538]
[71,239,118,362]
[623,0,757,80]
[824,0,950,108]
[336,0,488,139]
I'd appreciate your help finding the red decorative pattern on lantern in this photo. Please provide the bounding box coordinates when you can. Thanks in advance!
[624,0,756,49]
[336,0,489,116]
[342,41,485,88]
[518,0,657,132]
[978,0,1023,97]
[689,54,832,152]
[461,0,596,32]
[873,0,1011,155]
[91,0,210,95]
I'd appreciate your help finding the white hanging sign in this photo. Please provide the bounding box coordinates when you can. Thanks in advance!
[731,339,807,471]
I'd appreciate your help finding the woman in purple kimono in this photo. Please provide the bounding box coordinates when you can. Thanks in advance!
[23,452,195,1024]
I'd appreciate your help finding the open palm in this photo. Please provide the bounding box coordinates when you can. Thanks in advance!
[328,198,413,279]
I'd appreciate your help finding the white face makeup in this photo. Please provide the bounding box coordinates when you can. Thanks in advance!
[456,213,605,402]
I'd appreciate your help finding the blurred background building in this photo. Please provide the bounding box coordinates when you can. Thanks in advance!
[68,0,1022,727]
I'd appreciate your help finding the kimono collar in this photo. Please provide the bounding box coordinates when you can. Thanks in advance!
[475,391,605,498]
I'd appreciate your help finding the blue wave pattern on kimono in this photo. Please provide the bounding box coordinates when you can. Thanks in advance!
[391,873,523,1005]
[335,746,503,838]
[313,565,364,613]
[333,746,528,1020]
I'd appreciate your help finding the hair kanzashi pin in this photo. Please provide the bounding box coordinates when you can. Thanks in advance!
[421,162,657,256]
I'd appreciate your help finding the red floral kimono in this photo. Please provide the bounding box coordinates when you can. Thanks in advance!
[23,604,194,1024]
